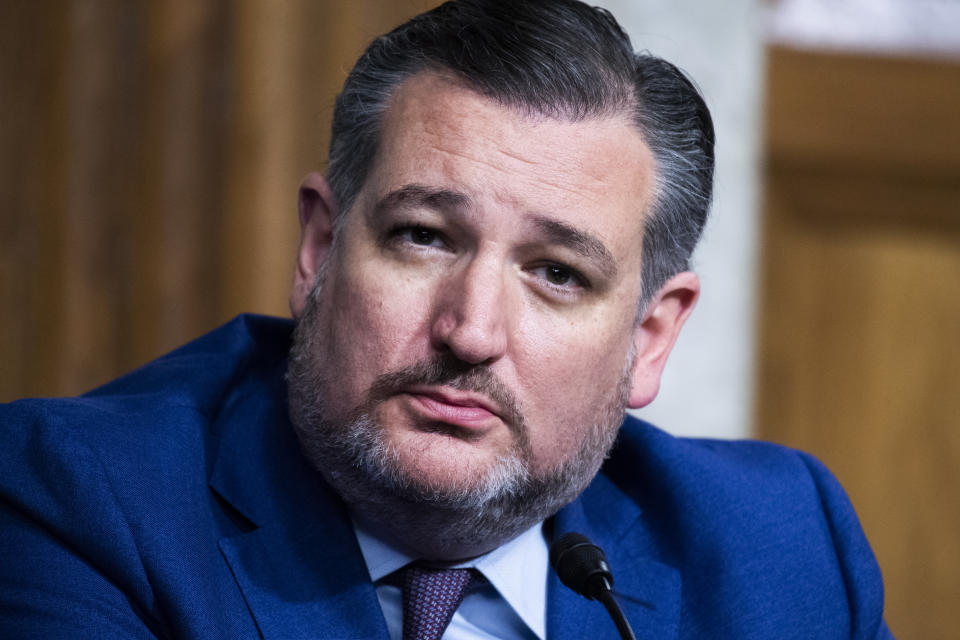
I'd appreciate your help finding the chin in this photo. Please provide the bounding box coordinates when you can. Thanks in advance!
[286,312,623,557]
[289,401,610,560]
[389,438,525,499]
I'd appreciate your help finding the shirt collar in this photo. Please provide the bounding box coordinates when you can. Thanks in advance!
[353,518,548,640]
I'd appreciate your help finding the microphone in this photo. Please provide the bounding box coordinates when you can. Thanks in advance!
[550,532,637,640]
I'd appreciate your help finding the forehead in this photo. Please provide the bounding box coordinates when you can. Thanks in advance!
[364,72,655,261]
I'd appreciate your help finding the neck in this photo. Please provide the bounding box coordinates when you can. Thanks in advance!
[347,494,541,562]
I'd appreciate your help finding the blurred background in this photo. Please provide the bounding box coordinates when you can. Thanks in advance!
[1,0,957,636]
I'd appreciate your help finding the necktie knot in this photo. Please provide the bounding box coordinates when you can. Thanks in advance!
[398,564,479,640]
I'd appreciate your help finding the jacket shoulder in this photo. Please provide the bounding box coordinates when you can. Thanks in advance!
[607,415,859,516]
[81,313,293,415]
[599,416,888,639]
[0,314,292,637]
[1,313,291,462]
[0,312,294,503]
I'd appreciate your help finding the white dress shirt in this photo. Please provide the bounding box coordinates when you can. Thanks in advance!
[353,519,548,640]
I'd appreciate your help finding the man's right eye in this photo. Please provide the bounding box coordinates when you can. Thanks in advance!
[387,225,446,250]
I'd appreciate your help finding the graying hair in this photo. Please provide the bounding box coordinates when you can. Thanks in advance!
[326,0,714,303]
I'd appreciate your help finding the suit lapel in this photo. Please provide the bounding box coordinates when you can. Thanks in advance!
[548,473,681,640]
[209,363,389,639]
[218,513,388,639]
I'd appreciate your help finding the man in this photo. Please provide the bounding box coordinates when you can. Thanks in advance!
[0,1,891,638]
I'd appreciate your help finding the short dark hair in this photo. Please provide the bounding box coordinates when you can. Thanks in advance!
[327,0,715,302]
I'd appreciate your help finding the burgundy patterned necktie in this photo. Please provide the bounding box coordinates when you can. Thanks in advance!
[399,564,478,640]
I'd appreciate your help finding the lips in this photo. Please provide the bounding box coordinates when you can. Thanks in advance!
[402,386,502,429]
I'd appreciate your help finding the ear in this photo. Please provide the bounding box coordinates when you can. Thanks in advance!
[290,172,337,320]
[627,271,700,409]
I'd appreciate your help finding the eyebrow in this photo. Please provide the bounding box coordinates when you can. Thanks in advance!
[529,214,618,280]
[371,184,470,218]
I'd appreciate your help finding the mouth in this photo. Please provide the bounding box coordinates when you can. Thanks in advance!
[400,385,504,431]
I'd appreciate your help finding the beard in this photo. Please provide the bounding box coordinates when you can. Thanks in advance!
[287,274,633,560]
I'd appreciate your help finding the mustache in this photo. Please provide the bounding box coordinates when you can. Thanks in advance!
[367,353,526,435]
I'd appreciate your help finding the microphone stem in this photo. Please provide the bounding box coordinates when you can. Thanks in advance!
[596,588,637,640]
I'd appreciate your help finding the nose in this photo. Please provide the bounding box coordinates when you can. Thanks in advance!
[430,255,509,365]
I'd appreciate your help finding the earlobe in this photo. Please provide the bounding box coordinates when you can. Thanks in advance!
[626,271,700,409]
[290,172,337,319]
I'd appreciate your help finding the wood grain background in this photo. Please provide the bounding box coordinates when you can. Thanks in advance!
[0,0,438,401]
[757,46,960,638]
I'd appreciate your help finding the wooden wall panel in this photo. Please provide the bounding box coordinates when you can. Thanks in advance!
[0,2,70,401]
[131,0,231,366]
[758,47,960,638]
[59,0,145,393]
[0,1,439,402]
[765,48,960,176]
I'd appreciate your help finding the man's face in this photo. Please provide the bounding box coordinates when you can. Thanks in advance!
[289,73,669,555]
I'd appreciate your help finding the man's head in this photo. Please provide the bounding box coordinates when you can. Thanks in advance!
[287,0,713,560]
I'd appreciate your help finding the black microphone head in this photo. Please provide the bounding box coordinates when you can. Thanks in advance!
[549,532,613,600]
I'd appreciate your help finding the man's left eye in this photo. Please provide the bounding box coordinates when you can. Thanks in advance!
[409,227,439,245]
[531,264,584,289]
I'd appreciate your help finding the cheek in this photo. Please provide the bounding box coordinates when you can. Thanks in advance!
[325,256,435,384]
[515,314,634,458]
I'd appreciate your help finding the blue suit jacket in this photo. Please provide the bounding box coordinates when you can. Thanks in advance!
[1,315,892,638]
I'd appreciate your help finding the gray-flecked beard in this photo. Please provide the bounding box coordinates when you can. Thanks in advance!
[287,275,632,560]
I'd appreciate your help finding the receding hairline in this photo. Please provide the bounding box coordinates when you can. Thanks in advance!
[381,66,642,133]
[332,68,658,217]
